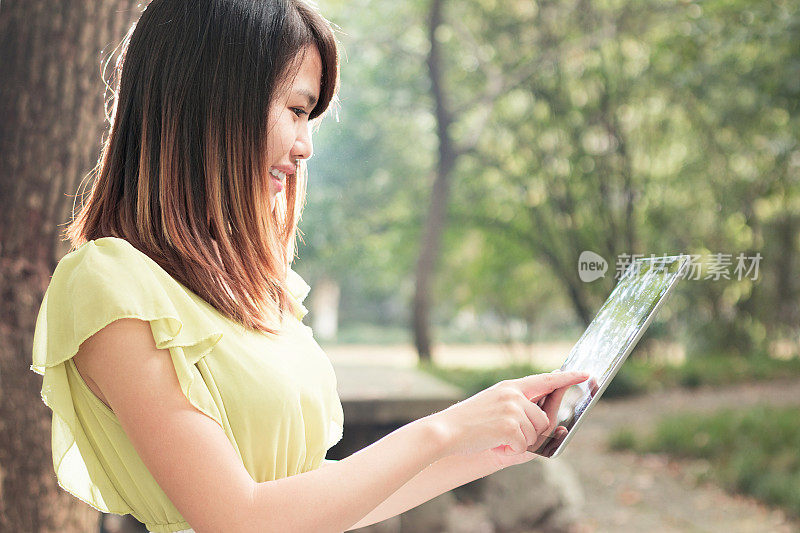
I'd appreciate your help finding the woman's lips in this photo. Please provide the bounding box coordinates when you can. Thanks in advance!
[269,167,288,192]
[271,174,284,192]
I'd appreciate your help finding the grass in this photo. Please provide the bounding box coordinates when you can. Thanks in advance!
[608,405,800,518]
[419,354,800,399]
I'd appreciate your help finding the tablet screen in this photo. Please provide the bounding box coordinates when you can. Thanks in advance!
[532,255,688,458]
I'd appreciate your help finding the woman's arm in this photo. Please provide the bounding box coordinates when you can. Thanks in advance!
[75,318,450,533]
[345,447,501,530]
[78,318,582,533]
[251,368,585,532]
[251,421,448,532]
[342,376,579,529]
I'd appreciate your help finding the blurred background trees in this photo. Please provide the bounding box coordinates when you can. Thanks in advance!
[299,0,799,360]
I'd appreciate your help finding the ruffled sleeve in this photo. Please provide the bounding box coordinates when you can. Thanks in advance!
[285,267,311,321]
[285,268,344,453]
[30,237,225,515]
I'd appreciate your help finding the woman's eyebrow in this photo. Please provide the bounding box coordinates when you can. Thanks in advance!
[294,89,318,108]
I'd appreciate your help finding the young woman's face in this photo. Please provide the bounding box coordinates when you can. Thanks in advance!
[266,46,322,208]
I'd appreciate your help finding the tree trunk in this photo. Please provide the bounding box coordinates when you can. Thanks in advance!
[413,0,457,363]
[0,1,140,531]
[774,212,799,328]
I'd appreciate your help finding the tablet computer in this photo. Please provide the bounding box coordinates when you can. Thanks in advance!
[531,254,690,458]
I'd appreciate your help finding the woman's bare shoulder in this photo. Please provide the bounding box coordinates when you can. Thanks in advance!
[72,317,258,531]
[73,318,149,410]
[73,318,154,405]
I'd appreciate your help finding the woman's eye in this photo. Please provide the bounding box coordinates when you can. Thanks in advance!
[291,107,308,118]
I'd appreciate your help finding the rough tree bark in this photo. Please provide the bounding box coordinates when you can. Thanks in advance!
[0,1,140,531]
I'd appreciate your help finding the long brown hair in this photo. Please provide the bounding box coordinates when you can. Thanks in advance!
[64,0,339,334]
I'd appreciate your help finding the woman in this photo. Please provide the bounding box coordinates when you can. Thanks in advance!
[30,1,588,531]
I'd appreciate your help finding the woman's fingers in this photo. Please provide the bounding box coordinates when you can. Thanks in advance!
[516,371,589,399]
[520,398,550,437]
[504,394,551,454]
[540,384,571,423]
[514,415,537,452]
[529,424,570,455]
[430,370,589,458]
[505,399,551,455]
[499,372,588,454]
[511,425,529,453]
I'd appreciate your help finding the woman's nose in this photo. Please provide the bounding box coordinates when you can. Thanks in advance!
[292,123,313,161]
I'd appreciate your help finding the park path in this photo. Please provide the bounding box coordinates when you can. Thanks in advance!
[557,378,800,533]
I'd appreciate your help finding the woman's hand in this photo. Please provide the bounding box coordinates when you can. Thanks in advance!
[424,371,589,466]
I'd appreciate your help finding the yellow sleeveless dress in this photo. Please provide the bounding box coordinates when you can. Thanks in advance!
[30,237,343,532]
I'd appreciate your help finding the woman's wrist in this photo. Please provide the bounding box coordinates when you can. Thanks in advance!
[476,447,505,474]
[413,416,505,476]
[413,415,454,463]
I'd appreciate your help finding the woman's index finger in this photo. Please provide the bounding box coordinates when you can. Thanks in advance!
[518,371,589,398]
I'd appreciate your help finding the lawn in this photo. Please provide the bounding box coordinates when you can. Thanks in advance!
[608,405,800,518]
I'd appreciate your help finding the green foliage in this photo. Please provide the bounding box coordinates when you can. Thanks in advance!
[299,0,800,356]
[607,428,637,451]
[294,0,434,324]
[614,354,800,396]
[600,366,650,398]
[656,354,800,388]
[611,406,800,517]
